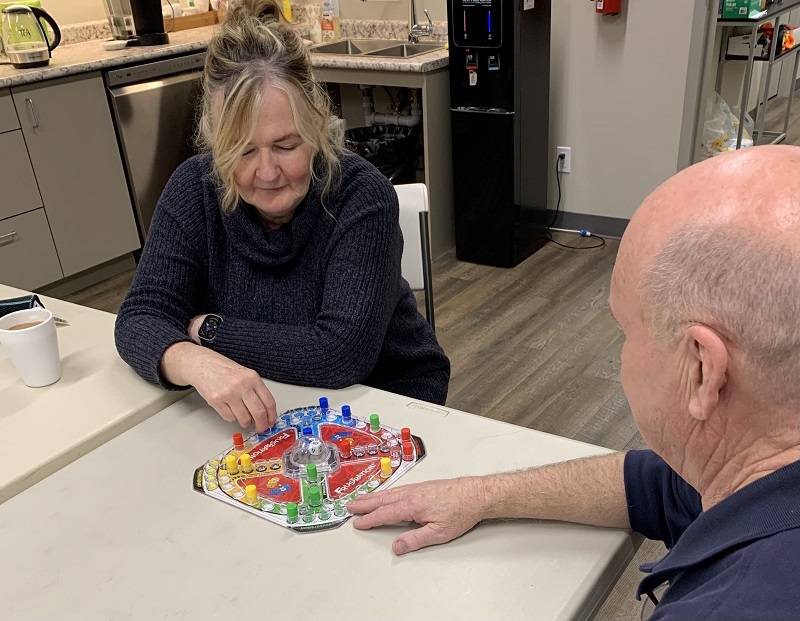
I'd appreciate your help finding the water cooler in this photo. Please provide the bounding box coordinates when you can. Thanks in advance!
[448,0,551,267]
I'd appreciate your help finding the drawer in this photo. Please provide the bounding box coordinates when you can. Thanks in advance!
[0,89,20,133]
[0,130,42,221]
[0,208,63,290]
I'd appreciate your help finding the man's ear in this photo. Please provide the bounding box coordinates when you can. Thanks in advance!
[684,325,729,421]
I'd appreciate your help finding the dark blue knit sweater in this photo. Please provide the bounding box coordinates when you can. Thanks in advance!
[114,153,450,405]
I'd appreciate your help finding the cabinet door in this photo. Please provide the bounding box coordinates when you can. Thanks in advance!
[0,130,43,221]
[12,72,141,277]
[0,208,63,289]
[0,88,20,133]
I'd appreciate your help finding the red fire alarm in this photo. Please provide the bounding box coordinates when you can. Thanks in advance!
[596,0,622,15]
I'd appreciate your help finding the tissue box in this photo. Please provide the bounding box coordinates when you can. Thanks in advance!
[719,0,764,20]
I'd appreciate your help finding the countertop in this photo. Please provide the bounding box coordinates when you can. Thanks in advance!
[0,25,449,89]
[0,284,187,504]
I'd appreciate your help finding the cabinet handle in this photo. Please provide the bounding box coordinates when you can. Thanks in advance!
[25,98,39,129]
[0,230,17,244]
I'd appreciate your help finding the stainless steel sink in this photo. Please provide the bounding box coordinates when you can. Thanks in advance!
[311,39,443,58]
[364,43,443,58]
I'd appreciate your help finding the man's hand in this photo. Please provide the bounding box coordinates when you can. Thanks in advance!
[161,342,277,432]
[346,477,486,555]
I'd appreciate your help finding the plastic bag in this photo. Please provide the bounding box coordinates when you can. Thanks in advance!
[700,92,753,159]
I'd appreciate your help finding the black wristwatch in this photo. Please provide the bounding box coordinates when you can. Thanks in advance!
[198,314,223,349]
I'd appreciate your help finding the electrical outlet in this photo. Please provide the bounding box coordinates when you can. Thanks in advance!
[556,146,571,174]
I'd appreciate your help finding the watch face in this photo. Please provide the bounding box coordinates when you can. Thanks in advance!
[198,315,222,342]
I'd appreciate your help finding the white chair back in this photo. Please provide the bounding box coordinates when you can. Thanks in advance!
[395,183,435,329]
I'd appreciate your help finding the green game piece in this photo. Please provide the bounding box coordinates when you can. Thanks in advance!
[286,502,299,524]
[308,485,322,507]
[370,413,380,432]
[306,463,318,482]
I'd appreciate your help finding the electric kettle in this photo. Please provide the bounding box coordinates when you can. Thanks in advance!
[1,4,60,69]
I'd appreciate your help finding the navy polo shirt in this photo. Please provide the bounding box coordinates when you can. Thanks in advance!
[624,450,800,621]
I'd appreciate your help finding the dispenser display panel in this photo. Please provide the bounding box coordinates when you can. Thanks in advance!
[451,0,502,48]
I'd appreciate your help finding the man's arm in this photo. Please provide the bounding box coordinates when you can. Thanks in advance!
[346,452,629,555]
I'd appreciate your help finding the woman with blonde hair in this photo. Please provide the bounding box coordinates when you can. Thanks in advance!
[115,0,450,431]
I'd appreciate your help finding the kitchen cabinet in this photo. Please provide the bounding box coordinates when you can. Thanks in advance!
[0,209,63,289]
[1,88,62,288]
[11,72,140,278]
[0,130,42,221]
[0,90,19,133]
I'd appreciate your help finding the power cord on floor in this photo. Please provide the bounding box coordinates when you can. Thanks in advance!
[546,153,606,250]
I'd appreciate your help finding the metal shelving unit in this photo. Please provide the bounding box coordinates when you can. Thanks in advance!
[716,0,800,148]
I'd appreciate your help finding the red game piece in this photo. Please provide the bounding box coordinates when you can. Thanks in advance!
[402,440,414,461]
[339,438,352,459]
[233,433,244,450]
[401,428,411,442]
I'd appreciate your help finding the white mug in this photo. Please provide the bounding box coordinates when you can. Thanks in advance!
[0,308,61,387]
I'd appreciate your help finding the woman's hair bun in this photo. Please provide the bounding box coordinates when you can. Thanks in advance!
[226,0,286,26]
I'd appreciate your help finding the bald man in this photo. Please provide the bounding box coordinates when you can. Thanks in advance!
[347,145,800,621]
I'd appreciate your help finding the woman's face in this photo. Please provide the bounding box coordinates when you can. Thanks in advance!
[233,84,314,228]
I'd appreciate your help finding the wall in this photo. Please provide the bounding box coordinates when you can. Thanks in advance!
[546,0,700,222]
[51,0,703,224]
[328,0,445,23]
[41,0,106,25]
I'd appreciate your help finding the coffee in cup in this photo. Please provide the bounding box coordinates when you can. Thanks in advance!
[8,321,44,331]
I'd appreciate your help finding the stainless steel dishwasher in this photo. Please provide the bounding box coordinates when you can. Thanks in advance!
[105,52,206,240]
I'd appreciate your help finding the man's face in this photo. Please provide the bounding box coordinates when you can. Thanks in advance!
[610,257,686,460]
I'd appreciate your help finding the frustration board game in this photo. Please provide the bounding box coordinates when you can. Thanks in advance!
[193,397,426,532]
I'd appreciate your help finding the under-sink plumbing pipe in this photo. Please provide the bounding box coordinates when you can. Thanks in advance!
[360,86,422,127]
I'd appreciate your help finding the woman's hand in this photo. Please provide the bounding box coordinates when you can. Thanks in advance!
[161,342,277,432]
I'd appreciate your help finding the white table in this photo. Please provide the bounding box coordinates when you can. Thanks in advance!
[0,382,635,621]
[0,284,187,503]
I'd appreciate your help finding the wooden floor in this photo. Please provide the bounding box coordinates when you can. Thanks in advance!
[761,91,800,147]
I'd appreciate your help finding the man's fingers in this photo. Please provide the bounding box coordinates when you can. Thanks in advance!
[394,523,457,555]
[347,490,393,516]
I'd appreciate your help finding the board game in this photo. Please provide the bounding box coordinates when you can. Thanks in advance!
[193,397,426,532]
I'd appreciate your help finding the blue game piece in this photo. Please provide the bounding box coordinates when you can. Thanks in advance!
[342,404,353,426]
[319,396,329,411]
[302,426,313,436]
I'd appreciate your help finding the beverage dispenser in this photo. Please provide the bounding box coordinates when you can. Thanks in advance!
[448,0,551,267]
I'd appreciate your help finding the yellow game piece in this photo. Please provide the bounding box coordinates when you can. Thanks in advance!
[380,456,392,479]
[240,453,253,473]
[225,454,239,475]
[245,484,258,504]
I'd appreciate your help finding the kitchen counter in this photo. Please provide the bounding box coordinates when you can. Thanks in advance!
[0,25,449,89]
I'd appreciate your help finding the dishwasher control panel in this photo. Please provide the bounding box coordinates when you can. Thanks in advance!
[104,52,207,88]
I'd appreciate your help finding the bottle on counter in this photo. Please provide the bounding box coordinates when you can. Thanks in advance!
[320,0,340,42]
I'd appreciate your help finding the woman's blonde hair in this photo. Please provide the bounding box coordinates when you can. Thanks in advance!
[197,0,344,214]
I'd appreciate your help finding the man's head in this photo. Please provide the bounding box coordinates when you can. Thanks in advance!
[610,146,800,482]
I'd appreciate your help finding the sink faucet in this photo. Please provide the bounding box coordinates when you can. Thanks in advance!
[408,0,433,43]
